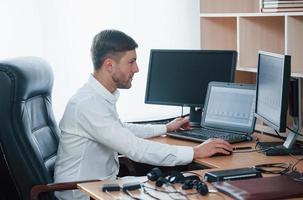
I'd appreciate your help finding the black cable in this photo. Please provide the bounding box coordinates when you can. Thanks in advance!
[233,149,259,153]
[254,140,277,154]
[289,153,303,161]
[256,146,276,153]
[291,157,303,172]
[254,162,291,174]
[143,184,191,200]
[181,105,184,117]
[123,190,144,200]
[142,186,161,200]
[142,185,179,194]
[274,130,283,138]
[255,138,278,153]
[170,184,190,200]
[287,126,303,137]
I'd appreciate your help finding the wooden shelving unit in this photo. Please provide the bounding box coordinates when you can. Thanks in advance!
[199,0,303,138]
[200,0,303,78]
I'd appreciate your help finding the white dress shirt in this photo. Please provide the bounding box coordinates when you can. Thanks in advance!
[54,75,193,200]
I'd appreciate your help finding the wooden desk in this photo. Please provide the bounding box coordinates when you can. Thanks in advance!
[78,133,303,199]
[152,133,303,171]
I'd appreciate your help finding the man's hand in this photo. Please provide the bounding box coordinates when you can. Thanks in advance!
[166,117,191,132]
[193,138,233,158]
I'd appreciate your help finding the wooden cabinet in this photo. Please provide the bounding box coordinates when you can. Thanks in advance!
[199,0,303,137]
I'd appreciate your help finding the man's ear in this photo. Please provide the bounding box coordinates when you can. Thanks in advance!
[103,58,115,73]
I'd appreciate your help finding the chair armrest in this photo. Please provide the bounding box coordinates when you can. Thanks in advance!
[30,179,99,200]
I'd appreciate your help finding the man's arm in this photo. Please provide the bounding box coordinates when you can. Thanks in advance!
[122,122,166,138]
[122,116,191,138]
[76,104,193,166]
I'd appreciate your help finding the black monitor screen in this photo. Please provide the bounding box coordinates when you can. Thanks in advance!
[255,51,290,132]
[145,50,237,108]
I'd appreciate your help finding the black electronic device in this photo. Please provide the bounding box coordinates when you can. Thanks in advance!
[204,167,262,183]
[146,167,179,182]
[212,149,233,157]
[255,51,290,133]
[255,51,303,156]
[195,181,209,196]
[147,167,164,181]
[147,167,200,187]
[145,49,237,125]
[101,183,121,192]
[155,177,171,187]
[121,182,142,191]
[181,179,209,195]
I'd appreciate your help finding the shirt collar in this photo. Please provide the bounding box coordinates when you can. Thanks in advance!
[87,74,120,103]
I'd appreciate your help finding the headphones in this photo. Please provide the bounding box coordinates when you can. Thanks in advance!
[182,179,209,195]
[147,167,209,195]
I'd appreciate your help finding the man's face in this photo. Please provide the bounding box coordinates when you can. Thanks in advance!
[112,50,139,89]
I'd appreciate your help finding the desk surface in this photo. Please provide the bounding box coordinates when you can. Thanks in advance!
[78,133,303,200]
[78,173,231,200]
[151,133,303,170]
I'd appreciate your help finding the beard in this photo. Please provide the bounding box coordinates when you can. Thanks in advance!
[112,73,133,89]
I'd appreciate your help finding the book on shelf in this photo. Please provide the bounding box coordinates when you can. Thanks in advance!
[264,0,303,2]
[264,0,303,3]
[264,3,303,8]
[262,7,303,12]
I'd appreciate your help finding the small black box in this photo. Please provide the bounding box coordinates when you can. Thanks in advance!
[121,182,141,191]
[101,183,120,192]
[204,167,262,182]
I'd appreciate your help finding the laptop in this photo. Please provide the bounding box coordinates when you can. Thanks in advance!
[167,81,256,144]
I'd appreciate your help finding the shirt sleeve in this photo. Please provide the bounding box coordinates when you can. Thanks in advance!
[121,122,167,138]
[76,102,193,166]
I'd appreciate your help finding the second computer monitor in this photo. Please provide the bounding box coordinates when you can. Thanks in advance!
[255,51,290,133]
[145,49,237,124]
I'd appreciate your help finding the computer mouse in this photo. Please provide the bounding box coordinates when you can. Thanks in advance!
[212,150,233,157]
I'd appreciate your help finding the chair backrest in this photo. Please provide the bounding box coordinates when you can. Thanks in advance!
[0,57,60,200]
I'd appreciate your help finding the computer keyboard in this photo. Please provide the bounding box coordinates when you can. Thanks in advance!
[168,128,252,144]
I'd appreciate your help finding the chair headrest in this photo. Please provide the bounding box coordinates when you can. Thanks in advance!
[0,56,54,101]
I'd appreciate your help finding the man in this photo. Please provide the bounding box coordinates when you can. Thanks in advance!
[54,29,232,200]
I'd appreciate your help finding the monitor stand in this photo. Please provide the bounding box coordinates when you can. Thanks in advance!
[257,141,303,156]
[258,116,303,156]
[189,107,202,127]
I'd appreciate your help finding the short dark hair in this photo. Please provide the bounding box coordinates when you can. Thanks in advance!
[91,29,138,70]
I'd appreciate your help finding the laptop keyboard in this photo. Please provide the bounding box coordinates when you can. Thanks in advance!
[169,128,251,144]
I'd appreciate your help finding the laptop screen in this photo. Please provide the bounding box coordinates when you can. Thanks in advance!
[201,82,256,134]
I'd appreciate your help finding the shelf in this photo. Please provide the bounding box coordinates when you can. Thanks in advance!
[236,67,303,78]
[239,16,285,68]
[200,0,259,13]
[287,16,303,75]
[237,67,257,73]
[200,17,237,50]
[200,12,303,17]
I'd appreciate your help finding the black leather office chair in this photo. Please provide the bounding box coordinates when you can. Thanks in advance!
[0,57,95,200]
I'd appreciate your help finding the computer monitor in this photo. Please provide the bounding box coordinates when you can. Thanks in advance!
[255,51,303,156]
[145,49,237,125]
[255,51,290,133]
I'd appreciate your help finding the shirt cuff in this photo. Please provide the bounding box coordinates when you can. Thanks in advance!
[175,146,194,165]
[153,124,167,135]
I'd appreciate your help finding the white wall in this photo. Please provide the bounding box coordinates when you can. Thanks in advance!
[0,0,200,122]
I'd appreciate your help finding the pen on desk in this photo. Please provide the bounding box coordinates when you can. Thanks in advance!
[233,146,252,151]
